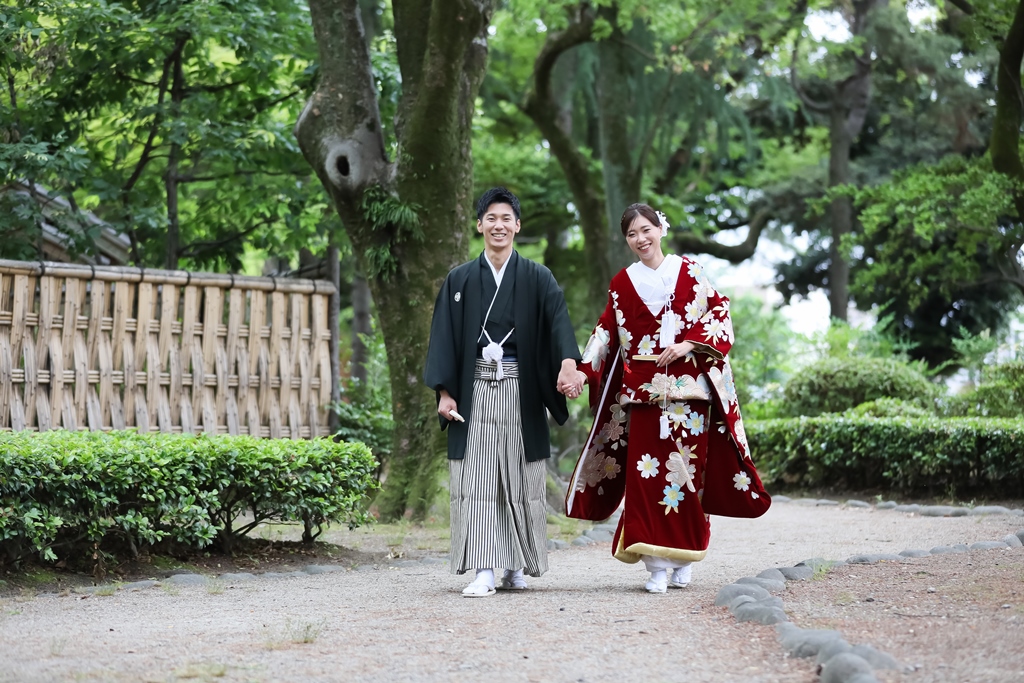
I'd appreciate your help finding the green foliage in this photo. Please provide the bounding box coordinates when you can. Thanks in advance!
[727,295,801,404]
[0,431,379,569]
[1,0,329,270]
[843,397,933,419]
[356,185,423,280]
[333,330,394,465]
[749,416,1024,496]
[942,361,1024,418]
[782,356,939,417]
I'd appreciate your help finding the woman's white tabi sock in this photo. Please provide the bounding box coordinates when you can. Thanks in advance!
[645,569,668,594]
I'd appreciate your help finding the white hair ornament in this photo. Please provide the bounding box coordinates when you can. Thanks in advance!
[655,210,670,237]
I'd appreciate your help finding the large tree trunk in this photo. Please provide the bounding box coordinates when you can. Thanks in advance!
[827,113,854,321]
[350,270,372,386]
[296,0,491,520]
[595,31,640,271]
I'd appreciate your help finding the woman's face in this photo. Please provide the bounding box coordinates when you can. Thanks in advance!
[625,215,663,264]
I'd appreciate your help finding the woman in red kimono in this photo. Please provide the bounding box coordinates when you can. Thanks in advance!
[565,203,771,593]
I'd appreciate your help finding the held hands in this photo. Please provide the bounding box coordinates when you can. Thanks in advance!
[557,361,586,399]
[656,341,696,367]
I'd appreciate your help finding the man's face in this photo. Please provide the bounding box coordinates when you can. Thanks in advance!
[477,202,521,251]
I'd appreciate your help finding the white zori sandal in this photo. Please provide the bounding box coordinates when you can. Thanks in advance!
[670,563,692,589]
[498,569,527,590]
[462,569,496,598]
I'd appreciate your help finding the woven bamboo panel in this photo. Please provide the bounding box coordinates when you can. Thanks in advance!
[0,260,336,438]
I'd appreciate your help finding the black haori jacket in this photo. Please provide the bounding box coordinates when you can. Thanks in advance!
[424,251,581,462]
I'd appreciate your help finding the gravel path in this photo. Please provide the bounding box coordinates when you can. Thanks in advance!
[2,503,1022,683]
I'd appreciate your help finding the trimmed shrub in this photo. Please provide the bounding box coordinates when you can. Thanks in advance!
[782,357,938,417]
[843,398,933,419]
[748,417,1024,496]
[0,431,379,568]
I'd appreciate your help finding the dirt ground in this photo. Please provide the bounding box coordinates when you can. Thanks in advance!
[1,502,1022,683]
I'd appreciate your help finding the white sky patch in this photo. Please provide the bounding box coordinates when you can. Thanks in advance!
[805,11,851,43]
[907,2,939,29]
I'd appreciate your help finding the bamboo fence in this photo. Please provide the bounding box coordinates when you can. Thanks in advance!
[0,260,337,438]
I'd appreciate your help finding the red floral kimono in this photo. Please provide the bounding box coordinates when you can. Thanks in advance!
[565,256,770,566]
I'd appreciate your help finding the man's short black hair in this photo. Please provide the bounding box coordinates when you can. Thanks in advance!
[476,187,521,221]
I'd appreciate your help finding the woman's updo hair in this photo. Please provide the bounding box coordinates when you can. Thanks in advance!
[620,203,660,236]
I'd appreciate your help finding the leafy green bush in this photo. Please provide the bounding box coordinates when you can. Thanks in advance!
[334,329,394,464]
[843,397,933,419]
[748,416,1024,496]
[782,357,939,417]
[0,431,379,568]
[942,361,1024,418]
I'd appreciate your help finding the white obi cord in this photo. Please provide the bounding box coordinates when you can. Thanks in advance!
[478,279,514,380]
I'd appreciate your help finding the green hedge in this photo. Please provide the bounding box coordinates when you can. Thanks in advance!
[782,357,938,417]
[0,431,379,568]
[748,417,1024,496]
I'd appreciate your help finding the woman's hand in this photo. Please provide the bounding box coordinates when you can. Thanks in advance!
[656,341,696,367]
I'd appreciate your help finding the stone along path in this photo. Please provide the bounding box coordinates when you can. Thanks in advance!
[2,502,1022,683]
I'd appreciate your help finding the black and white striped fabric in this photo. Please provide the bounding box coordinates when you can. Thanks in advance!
[449,360,548,577]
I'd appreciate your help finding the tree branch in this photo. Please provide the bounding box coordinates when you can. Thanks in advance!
[122,35,188,194]
[946,0,976,15]
[671,207,772,263]
[790,34,832,114]
[176,169,309,183]
[177,218,273,259]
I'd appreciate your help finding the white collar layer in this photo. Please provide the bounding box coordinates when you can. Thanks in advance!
[626,254,682,315]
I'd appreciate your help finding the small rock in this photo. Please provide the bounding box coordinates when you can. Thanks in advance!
[777,626,844,658]
[353,564,376,572]
[952,544,969,552]
[777,566,814,581]
[816,499,840,506]
[898,549,931,558]
[929,546,964,555]
[949,507,970,517]
[584,528,613,542]
[847,553,904,564]
[773,495,792,503]
[757,568,787,582]
[927,587,936,593]
[919,505,958,517]
[815,638,853,665]
[736,576,786,592]
[970,541,1009,551]
[571,536,594,547]
[714,583,770,606]
[727,595,757,613]
[1016,529,1024,544]
[797,558,844,572]
[793,498,820,506]
[820,653,876,683]
[547,539,569,551]
[217,573,255,583]
[969,505,1012,516]
[733,602,788,625]
[851,644,900,669]
[1011,510,1024,517]
[421,557,448,565]
[846,500,871,508]
[163,573,209,586]
[1002,604,1012,609]
[893,504,920,514]
[876,501,897,509]
[1001,534,1023,548]
[261,571,305,579]
[593,523,618,534]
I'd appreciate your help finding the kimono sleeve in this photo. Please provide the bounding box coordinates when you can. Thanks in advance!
[423,275,458,428]
[579,291,619,400]
[682,271,734,361]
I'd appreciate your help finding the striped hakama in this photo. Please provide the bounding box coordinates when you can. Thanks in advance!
[449,360,548,576]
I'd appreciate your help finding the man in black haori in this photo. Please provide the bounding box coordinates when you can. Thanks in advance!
[424,187,583,597]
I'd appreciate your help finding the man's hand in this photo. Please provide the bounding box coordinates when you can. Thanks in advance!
[557,360,585,398]
[656,341,696,367]
[438,389,459,421]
